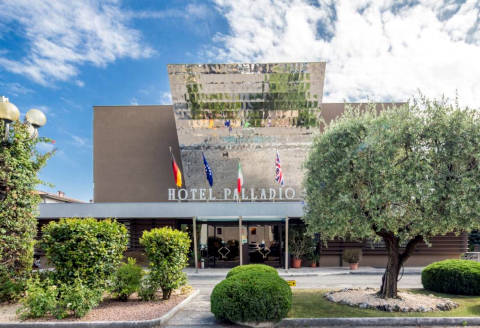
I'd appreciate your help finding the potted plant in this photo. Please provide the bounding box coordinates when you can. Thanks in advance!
[310,253,320,268]
[342,248,362,270]
[289,227,311,268]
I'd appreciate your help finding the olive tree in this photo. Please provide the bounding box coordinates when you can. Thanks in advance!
[304,98,480,298]
[0,121,53,300]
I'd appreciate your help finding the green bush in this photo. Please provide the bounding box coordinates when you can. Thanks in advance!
[55,281,103,318]
[19,277,103,319]
[140,227,190,300]
[138,276,158,301]
[41,218,128,288]
[112,258,143,301]
[211,271,292,323]
[0,268,25,302]
[18,277,57,319]
[422,259,480,295]
[226,264,278,279]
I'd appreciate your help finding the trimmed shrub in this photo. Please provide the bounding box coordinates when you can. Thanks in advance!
[226,264,278,279]
[422,259,480,295]
[140,227,190,300]
[211,271,292,323]
[112,258,143,301]
[41,218,128,288]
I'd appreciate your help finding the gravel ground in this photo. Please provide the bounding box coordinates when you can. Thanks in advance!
[326,288,458,312]
[0,291,190,322]
[0,303,21,323]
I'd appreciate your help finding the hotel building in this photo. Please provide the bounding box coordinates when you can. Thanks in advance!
[37,62,467,268]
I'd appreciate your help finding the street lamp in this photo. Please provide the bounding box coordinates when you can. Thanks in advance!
[0,96,47,201]
[0,96,47,139]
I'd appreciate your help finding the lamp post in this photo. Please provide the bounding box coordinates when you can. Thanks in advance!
[0,96,47,139]
[0,96,47,201]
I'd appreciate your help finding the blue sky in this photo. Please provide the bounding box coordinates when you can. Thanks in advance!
[1,0,479,201]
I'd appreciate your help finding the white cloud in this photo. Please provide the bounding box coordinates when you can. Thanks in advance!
[210,0,480,107]
[36,142,55,153]
[71,135,89,148]
[0,81,33,97]
[0,0,153,86]
[130,3,210,20]
[160,91,172,105]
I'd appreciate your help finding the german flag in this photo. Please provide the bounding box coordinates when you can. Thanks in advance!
[170,147,182,187]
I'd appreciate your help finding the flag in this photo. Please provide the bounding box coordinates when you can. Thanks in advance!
[237,162,243,194]
[170,148,182,187]
[275,150,284,186]
[203,152,213,187]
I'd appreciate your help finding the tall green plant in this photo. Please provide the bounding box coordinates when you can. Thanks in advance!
[304,97,480,298]
[0,121,53,301]
[41,218,128,288]
[140,227,190,300]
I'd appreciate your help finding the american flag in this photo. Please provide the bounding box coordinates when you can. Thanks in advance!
[275,150,284,186]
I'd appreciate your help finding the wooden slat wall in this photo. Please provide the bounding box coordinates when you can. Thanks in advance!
[129,219,176,250]
[319,232,468,256]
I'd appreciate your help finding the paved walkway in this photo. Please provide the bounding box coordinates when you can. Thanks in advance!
[183,266,424,277]
[166,268,424,327]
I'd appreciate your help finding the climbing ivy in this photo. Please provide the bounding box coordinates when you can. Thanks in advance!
[0,120,53,301]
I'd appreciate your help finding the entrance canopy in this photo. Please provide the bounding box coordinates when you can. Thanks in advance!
[38,201,304,219]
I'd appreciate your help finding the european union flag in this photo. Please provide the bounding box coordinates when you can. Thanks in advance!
[203,152,213,187]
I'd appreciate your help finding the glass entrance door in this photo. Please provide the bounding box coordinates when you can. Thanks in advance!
[197,220,283,268]
[246,222,282,267]
[199,222,240,268]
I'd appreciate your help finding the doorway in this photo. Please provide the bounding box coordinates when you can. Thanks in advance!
[198,221,283,268]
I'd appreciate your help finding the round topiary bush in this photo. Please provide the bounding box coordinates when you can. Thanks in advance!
[422,259,480,295]
[211,271,292,323]
[226,264,278,279]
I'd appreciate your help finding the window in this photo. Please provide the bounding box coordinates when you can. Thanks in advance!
[216,227,222,235]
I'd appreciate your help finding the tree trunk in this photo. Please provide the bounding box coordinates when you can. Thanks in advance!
[162,288,172,300]
[379,234,401,298]
[378,233,424,299]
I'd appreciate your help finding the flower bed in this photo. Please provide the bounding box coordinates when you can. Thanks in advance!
[0,288,193,323]
[325,288,457,312]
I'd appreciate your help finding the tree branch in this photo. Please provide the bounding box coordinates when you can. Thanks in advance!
[399,235,423,264]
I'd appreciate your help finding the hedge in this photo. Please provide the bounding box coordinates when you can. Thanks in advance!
[422,259,480,295]
[211,271,292,323]
[226,264,278,279]
[41,218,128,288]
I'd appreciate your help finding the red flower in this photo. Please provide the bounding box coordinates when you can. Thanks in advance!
[51,140,56,144]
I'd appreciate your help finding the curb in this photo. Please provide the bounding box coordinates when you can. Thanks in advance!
[277,317,479,327]
[0,289,200,328]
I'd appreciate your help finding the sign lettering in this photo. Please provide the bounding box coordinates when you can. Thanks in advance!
[168,187,296,201]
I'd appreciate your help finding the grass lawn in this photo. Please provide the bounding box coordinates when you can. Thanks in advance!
[288,289,480,318]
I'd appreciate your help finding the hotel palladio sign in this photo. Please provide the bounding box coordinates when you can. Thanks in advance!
[168,187,296,201]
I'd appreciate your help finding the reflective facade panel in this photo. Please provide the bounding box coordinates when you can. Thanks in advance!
[167,62,326,200]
